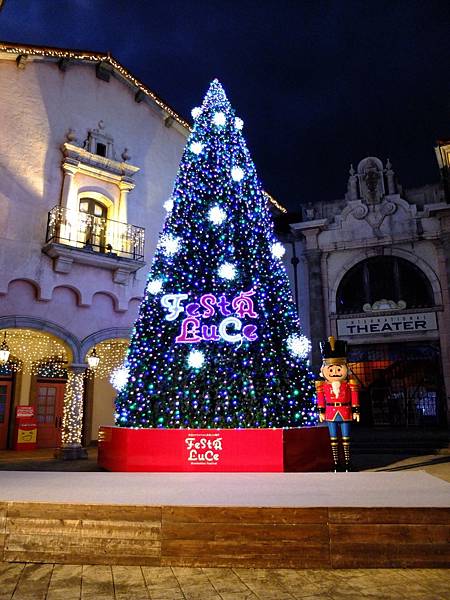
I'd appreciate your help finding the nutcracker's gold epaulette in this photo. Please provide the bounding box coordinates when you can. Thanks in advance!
[315,380,324,391]
[349,378,358,385]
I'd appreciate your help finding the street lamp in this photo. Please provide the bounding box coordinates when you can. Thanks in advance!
[0,332,10,364]
[87,347,100,370]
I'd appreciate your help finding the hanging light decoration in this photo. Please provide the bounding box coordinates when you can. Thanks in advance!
[0,329,68,374]
[86,339,129,379]
[0,332,10,364]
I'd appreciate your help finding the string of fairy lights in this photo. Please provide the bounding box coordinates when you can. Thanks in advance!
[0,329,68,375]
[61,369,85,445]
[90,339,129,379]
[0,329,128,380]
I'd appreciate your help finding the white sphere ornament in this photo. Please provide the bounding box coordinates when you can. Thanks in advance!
[190,141,204,155]
[191,106,202,119]
[231,166,245,182]
[287,334,311,358]
[234,117,244,130]
[147,279,163,295]
[271,242,286,259]
[218,262,237,280]
[212,111,226,126]
[163,198,174,212]
[160,234,180,257]
[208,205,227,225]
[110,365,129,391]
[187,349,205,369]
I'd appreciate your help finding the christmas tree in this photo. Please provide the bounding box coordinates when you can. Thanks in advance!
[115,80,317,429]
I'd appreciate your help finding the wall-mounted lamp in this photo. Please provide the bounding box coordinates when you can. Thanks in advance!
[87,347,100,370]
[0,332,10,364]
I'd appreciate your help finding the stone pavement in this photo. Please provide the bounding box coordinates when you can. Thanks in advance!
[0,563,449,600]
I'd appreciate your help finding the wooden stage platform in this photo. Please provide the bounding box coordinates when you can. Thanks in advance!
[0,471,449,569]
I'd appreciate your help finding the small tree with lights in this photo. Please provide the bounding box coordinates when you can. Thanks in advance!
[115,80,317,429]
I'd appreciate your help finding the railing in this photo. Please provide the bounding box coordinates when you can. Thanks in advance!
[46,206,145,261]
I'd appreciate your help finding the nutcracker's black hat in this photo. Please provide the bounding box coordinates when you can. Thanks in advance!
[319,336,348,365]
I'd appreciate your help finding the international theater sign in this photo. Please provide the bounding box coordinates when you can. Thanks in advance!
[337,311,438,337]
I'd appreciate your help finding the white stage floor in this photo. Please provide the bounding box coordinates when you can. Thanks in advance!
[0,471,449,507]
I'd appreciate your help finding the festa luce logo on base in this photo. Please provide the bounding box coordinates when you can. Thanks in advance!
[185,432,223,465]
[161,289,258,344]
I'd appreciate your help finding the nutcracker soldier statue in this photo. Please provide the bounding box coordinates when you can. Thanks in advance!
[315,336,360,471]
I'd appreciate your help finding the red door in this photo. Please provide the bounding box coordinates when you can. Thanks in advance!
[0,381,12,450]
[35,382,65,448]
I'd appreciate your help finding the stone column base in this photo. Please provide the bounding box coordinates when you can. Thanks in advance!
[54,445,88,460]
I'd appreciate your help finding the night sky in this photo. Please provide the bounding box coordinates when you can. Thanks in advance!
[1,0,449,210]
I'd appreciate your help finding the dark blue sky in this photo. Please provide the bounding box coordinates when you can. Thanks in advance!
[1,0,449,210]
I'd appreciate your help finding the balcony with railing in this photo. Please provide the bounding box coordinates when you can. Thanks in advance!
[43,206,146,284]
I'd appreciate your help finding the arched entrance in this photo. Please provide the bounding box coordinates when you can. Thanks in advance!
[334,256,445,426]
[0,327,73,449]
[82,337,129,444]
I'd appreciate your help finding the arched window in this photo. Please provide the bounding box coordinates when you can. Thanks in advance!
[336,257,434,315]
[79,197,108,252]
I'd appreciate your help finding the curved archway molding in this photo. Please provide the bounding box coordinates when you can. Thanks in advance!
[0,315,82,363]
[329,248,442,313]
[80,327,131,359]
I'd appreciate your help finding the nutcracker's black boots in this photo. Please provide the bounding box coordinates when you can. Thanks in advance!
[330,436,339,472]
[342,436,351,472]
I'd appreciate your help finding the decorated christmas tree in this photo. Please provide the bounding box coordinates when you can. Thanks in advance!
[115,80,317,429]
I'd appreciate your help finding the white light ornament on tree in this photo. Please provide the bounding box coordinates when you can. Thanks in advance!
[190,141,204,155]
[208,205,227,225]
[212,111,226,127]
[187,349,205,369]
[231,166,245,182]
[147,279,163,295]
[160,234,180,257]
[218,262,237,280]
[191,106,202,119]
[110,364,130,391]
[287,334,312,359]
[234,117,244,130]
[271,242,286,259]
[163,198,174,212]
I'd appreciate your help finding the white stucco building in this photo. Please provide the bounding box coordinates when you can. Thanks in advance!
[0,41,191,456]
[289,152,450,428]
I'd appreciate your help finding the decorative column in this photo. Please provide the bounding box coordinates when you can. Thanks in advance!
[61,163,78,211]
[59,162,79,248]
[117,179,134,223]
[291,220,327,372]
[304,246,327,370]
[427,205,450,427]
[385,159,396,195]
[440,227,450,425]
[348,164,359,200]
[56,363,88,460]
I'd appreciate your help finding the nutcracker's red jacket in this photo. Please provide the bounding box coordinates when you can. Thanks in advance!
[315,380,359,421]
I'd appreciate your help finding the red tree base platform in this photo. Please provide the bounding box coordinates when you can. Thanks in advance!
[97,426,333,472]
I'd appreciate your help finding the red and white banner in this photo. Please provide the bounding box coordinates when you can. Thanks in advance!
[98,426,332,472]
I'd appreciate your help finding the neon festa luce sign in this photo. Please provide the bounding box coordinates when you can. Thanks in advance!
[160,289,258,344]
